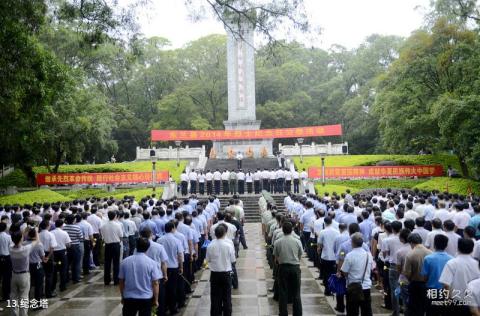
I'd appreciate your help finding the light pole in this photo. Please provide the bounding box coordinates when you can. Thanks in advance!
[175,140,182,167]
[297,138,304,163]
[150,149,157,192]
[321,155,326,187]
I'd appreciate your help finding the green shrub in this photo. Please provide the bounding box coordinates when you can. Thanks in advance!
[314,184,360,195]
[0,161,188,188]
[0,169,30,188]
[111,188,163,201]
[0,189,70,205]
[333,179,424,190]
[413,177,480,195]
[293,154,460,173]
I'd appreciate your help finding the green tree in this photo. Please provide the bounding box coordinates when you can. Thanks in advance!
[374,18,480,176]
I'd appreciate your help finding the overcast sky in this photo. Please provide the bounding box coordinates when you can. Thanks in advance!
[137,0,430,49]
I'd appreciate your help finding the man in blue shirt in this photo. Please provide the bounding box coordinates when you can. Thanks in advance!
[139,212,159,237]
[300,201,315,260]
[139,228,168,316]
[119,237,161,316]
[157,221,184,315]
[420,234,453,315]
[469,205,480,239]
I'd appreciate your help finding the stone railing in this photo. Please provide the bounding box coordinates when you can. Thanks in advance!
[278,142,348,156]
[136,146,206,161]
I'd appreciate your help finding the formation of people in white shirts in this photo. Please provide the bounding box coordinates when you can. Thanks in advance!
[270,188,480,316]
[179,168,308,196]
[0,193,250,315]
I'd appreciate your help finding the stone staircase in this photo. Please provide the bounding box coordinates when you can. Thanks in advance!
[204,158,279,172]
[216,194,285,223]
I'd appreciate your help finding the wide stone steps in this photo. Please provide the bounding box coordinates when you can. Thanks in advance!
[211,194,285,223]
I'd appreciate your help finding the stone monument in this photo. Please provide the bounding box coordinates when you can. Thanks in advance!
[212,16,273,158]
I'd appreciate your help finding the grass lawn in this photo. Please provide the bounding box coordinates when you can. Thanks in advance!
[293,154,461,172]
[0,189,70,205]
[0,160,188,188]
[0,187,165,205]
[295,154,479,195]
[314,177,480,195]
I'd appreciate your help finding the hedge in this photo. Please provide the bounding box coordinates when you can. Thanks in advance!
[0,161,188,188]
[293,154,461,173]
[314,177,479,196]
[0,189,70,205]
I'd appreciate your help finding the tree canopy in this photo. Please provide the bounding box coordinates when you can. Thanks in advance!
[2,0,480,183]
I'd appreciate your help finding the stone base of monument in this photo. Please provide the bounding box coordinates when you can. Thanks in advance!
[212,139,273,159]
[213,119,274,158]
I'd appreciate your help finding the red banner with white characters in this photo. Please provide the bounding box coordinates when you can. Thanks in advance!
[151,124,342,141]
[308,165,444,179]
[36,171,169,185]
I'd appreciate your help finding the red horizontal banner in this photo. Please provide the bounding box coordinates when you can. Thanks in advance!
[36,171,169,185]
[151,124,342,141]
[308,165,444,179]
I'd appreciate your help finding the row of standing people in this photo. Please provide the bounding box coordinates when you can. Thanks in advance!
[0,194,248,316]
[180,168,308,196]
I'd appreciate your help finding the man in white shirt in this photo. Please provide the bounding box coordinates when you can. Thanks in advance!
[198,172,206,195]
[180,171,189,196]
[340,232,374,316]
[452,203,472,236]
[253,169,261,194]
[318,217,340,295]
[213,169,222,195]
[269,169,276,193]
[383,221,403,316]
[276,168,285,193]
[0,222,12,301]
[100,211,124,285]
[467,276,480,316]
[51,219,71,292]
[38,220,57,298]
[404,202,419,221]
[188,170,198,194]
[221,170,230,195]
[284,169,292,193]
[439,238,480,310]
[237,169,245,195]
[87,208,103,268]
[425,218,447,250]
[261,169,270,192]
[210,212,237,241]
[205,170,214,195]
[236,151,243,169]
[292,169,300,194]
[245,171,253,194]
[77,213,95,275]
[444,219,460,256]
[206,225,236,316]
[434,202,453,223]
[300,168,308,193]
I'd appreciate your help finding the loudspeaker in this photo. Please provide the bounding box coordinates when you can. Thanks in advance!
[342,145,348,154]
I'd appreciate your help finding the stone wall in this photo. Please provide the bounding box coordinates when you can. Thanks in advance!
[278,142,348,156]
[136,145,206,161]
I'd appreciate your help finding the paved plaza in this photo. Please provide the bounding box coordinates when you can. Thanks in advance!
[2,223,391,316]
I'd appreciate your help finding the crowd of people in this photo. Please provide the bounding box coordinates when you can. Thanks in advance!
[1,185,480,316]
[0,193,248,316]
[262,189,480,316]
[179,168,308,196]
